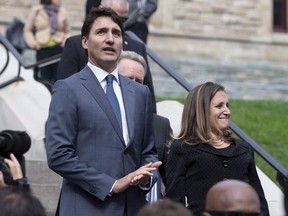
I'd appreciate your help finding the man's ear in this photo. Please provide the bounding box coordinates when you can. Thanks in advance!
[82,36,88,49]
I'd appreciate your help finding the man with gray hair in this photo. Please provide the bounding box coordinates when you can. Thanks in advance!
[118,50,147,84]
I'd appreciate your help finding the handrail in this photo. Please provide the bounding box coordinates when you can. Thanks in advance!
[0,33,25,88]
[0,42,9,76]
[229,121,288,188]
[126,31,192,91]
[126,30,288,189]
[0,33,61,89]
[0,33,27,68]
[0,33,62,70]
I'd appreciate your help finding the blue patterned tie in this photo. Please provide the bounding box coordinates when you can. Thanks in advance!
[106,74,122,130]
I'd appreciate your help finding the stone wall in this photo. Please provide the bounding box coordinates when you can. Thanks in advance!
[148,0,288,63]
[151,0,272,41]
[0,0,288,63]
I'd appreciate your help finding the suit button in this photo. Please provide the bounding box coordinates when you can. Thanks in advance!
[222,160,229,167]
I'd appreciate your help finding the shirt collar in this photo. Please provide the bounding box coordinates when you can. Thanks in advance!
[87,62,120,84]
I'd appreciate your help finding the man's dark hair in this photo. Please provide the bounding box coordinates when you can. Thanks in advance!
[81,7,124,39]
[0,186,46,216]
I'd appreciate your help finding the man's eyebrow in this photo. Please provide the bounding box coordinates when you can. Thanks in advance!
[94,27,108,32]
[112,28,122,33]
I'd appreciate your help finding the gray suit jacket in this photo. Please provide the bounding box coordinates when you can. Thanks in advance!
[45,66,158,216]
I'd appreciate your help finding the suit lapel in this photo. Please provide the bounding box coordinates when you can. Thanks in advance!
[120,75,135,147]
[80,66,125,145]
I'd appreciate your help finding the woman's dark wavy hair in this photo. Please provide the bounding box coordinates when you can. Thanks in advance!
[81,7,124,39]
[177,82,232,145]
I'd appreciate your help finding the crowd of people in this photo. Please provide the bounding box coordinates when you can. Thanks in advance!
[2,0,287,216]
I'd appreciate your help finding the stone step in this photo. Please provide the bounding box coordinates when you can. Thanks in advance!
[26,160,61,216]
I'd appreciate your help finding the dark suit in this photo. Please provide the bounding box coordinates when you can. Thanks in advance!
[56,35,87,79]
[56,34,156,113]
[146,114,172,202]
[85,0,101,18]
[46,66,158,216]
[153,114,172,184]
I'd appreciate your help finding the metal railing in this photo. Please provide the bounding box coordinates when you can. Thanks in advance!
[0,33,61,89]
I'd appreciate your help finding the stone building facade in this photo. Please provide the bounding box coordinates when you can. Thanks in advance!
[0,0,288,63]
[149,0,288,63]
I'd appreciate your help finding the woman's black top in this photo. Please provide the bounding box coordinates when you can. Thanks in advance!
[165,138,269,216]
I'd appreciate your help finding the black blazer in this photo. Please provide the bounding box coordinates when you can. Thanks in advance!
[165,138,269,216]
[56,35,87,80]
[153,114,172,184]
[56,33,156,113]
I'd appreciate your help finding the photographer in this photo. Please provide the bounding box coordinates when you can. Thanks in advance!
[0,130,31,190]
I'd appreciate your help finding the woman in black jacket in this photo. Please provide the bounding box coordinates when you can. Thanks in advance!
[165,82,269,216]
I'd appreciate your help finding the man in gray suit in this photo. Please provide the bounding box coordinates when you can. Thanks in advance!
[45,7,161,216]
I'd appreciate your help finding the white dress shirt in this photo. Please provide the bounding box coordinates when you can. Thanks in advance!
[87,62,129,145]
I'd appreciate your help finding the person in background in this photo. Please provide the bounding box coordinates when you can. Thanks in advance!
[0,130,31,189]
[85,0,101,19]
[24,0,69,87]
[165,82,269,216]
[0,186,46,216]
[125,0,158,43]
[136,198,193,216]
[45,7,161,216]
[202,179,261,216]
[118,51,173,202]
[57,0,157,113]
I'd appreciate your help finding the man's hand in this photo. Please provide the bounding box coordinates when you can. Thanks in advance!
[130,161,162,186]
[112,161,162,194]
